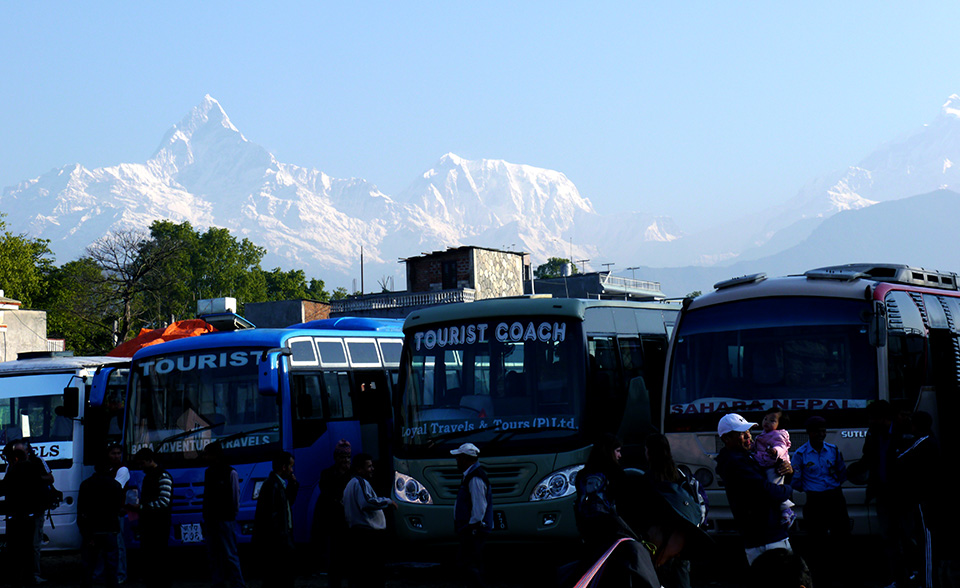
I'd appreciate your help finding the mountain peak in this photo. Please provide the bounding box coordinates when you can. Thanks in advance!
[439,152,465,166]
[940,94,960,119]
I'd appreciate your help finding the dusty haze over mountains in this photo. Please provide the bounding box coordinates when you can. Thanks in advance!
[3,94,960,296]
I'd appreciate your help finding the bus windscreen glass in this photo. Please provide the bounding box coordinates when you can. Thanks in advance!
[666,297,877,430]
[127,349,279,464]
[0,374,73,461]
[398,318,585,455]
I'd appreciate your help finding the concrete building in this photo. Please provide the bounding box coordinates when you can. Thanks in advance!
[0,289,61,362]
[331,246,530,318]
[243,299,330,328]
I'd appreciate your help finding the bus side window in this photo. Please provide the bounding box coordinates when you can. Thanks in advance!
[886,291,928,410]
[587,336,625,432]
[323,371,353,419]
[292,374,327,449]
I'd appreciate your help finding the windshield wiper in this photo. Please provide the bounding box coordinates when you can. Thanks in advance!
[421,424,578,448]
[214,425,279,447]
[422,428,485,447]
[485,425,579,446]
[156,422,225,447]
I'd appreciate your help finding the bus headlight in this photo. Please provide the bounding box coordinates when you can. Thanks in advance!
[530,464,583,502]
[394,472,433,504]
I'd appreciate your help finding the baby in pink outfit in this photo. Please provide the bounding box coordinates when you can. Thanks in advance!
[754,407,796,526]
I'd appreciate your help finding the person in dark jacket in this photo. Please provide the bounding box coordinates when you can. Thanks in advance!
[253,451,299,588]
[1,442,48,586]
[132,448,174,588]
[572,469,714,588]
[575,434,634,558]
[202,442,245,588]
[452,443,493,588]
[715,413,793,566]
[78,459,124,588]
[316,439,352,588]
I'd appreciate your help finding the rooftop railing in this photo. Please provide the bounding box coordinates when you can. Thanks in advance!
[330,288,476,313]
[600,274,663,293]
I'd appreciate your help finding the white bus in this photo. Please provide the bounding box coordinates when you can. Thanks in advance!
[662,263,959,535]
[0,352,129,550]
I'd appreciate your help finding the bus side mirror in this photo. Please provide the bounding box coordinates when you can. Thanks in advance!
[89,367,117,407]
[869,300,887,348]
[258,348,291,396]
[61,387,81,418]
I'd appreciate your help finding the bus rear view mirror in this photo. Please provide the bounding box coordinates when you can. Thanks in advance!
[258,348,291,396]
[61,387,81,418]
[869,300,887,348]
[89,367,118,407]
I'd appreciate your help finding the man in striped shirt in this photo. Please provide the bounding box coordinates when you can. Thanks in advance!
[133,448,174,588]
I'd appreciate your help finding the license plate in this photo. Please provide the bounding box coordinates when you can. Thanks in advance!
[180,523,204,543]
[493,510,507,531]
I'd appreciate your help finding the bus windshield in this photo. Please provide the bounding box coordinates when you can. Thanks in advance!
[397,317,585,457]
[666,297,878,431]
[126,348,279,465]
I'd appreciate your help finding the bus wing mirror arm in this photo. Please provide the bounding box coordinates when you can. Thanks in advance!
[869,300,887,348]
[258,347,292,396]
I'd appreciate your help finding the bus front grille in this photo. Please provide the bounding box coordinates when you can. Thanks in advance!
[423,463,538,501]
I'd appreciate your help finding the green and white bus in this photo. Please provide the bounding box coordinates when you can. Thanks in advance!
[393,296,680,543]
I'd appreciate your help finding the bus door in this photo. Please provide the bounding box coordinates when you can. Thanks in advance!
[350,370,393,490]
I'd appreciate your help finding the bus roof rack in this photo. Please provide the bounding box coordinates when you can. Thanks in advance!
[714,273,767,290]
[804,263,959,291]
[17,351,75,360]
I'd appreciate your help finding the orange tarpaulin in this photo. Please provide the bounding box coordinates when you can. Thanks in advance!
[107,319,217,357]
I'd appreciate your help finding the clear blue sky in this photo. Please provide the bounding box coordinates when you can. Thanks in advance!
[3,2,960,231]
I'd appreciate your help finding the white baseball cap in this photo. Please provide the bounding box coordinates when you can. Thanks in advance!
[717,413,757,438]
[450,442,480,457]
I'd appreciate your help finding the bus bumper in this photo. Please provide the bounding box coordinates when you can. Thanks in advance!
[395,495,578,544]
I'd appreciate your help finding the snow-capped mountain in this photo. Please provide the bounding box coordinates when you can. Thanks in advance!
[0,96,679,289]
[5,93,960,295]
[650,94,960,268]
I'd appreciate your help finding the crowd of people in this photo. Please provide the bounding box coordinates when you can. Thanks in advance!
[0,437,490,588]
[567,403,950,588]
[0,401,951,588]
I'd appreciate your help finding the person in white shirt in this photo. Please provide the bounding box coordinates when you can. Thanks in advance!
[342,453,395,588]
[451,443,493,588]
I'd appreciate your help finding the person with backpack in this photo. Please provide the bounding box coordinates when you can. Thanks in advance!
[574,433,634,558]
[25,440,57,584]
[642,434,708,588]
[1,441,49,586]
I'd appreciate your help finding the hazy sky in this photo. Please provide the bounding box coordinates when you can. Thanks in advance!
[3,2,960,232]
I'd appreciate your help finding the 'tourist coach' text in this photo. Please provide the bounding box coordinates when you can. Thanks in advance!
[413,321,567,351]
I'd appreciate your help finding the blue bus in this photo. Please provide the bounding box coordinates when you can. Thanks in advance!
[122,316,403,545]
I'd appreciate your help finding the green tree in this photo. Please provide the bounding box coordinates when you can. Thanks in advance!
[85,229,184,344]
[685,290,702,298]
[0,214,54,307]
[142,221,268,324]
[331,287,349,301]
[39,259,116,354]
[258,268,329,302]
[534,257,579,279]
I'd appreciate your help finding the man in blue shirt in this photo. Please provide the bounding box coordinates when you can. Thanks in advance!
[792,415,849,582]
